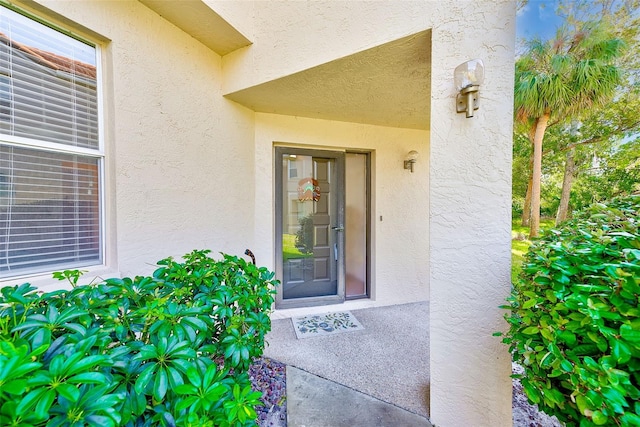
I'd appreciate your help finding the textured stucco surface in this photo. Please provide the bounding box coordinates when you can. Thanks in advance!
[253,113,429,309]
[139,0,251,55]
[428,2,516,426]
[14,0,257,283]
[222,1,432,94]
[225,31,431,130]
[2,1,516,426]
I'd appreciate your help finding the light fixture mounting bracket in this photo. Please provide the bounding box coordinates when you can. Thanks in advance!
[456,85,480,118]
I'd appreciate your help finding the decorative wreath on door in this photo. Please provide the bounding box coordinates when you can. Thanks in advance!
[297,178,320,202]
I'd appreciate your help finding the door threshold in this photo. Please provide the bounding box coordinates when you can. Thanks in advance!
[271,298,377,320]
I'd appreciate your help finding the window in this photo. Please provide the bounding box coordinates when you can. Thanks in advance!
[288,159,298,179]
[0,5,102,278]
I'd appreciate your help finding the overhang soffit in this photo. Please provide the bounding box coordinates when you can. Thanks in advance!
[225,30,432,130]
[139,0,251,56]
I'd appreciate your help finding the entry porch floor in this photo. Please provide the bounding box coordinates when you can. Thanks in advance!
[263,301,431,425]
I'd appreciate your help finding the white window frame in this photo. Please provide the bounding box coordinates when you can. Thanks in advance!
[0,3,106,281]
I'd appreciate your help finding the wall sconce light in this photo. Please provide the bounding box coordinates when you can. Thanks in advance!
[454,59,484,118]
[404,150,419,173]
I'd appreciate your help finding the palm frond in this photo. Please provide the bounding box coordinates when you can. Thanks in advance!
[514,21,625,124]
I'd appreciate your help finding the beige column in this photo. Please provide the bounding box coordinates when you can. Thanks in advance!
[429,1,516,425]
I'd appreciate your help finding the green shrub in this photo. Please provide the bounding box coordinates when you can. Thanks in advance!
[0,249,278,427]
[501,195,640,427]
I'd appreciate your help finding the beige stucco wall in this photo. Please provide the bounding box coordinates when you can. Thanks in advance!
[428,2,516,427]
[3,1,516,426]
[219,2,516,422]
[10,0,257,287]
[221,1,431,94]
[253,113,429,314]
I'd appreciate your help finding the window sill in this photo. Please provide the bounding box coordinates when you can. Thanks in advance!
[0,265,122,293]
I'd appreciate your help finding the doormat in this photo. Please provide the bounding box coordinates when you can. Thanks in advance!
[291,311,364,339]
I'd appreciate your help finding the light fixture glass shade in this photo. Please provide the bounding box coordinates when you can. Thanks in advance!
[454,59,485,90]
[406,150,419,162]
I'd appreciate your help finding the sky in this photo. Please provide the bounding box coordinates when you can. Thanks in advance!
[516,0,565,41]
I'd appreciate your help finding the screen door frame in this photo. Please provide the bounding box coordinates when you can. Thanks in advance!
[274,146,346,309]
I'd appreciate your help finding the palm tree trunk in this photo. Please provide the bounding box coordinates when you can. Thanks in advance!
[521,163,533,226]
[530,113,550,239]
[521,125,536,226]
[555,147,576,226]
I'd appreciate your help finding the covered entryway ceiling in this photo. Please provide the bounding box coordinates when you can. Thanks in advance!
[224,30,431,130]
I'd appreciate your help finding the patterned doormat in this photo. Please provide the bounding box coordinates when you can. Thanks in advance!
[291,311,364,339]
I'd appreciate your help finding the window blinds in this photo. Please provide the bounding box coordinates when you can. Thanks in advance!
[0,146,101,276]
[0,6,98,149]
[0,5,101,278]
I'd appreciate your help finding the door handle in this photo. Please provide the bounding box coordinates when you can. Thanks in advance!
[331,226,344,232]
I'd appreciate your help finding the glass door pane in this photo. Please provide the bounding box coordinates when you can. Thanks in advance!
[345,152,368,298]
[280,152,339,300]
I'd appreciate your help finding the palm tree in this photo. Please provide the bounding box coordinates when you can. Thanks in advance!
[514,23,624,238]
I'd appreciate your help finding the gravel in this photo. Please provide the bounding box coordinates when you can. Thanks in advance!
[512,362,563,427]
[250,357,287,427]
[250,358,564,427]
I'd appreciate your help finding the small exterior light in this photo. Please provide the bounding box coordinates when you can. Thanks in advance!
[454,59,485,118]
[404,150,419,172]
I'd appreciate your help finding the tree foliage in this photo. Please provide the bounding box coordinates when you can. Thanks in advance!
[515,19,625,237]
[514,0,640,233]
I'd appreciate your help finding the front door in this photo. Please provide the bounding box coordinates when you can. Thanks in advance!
[275,148,345,308]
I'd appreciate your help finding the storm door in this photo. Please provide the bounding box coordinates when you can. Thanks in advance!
[275,148,345,308]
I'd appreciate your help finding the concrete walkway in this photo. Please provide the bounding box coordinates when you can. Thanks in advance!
[264,302,431,426]
[287,366,432,427]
